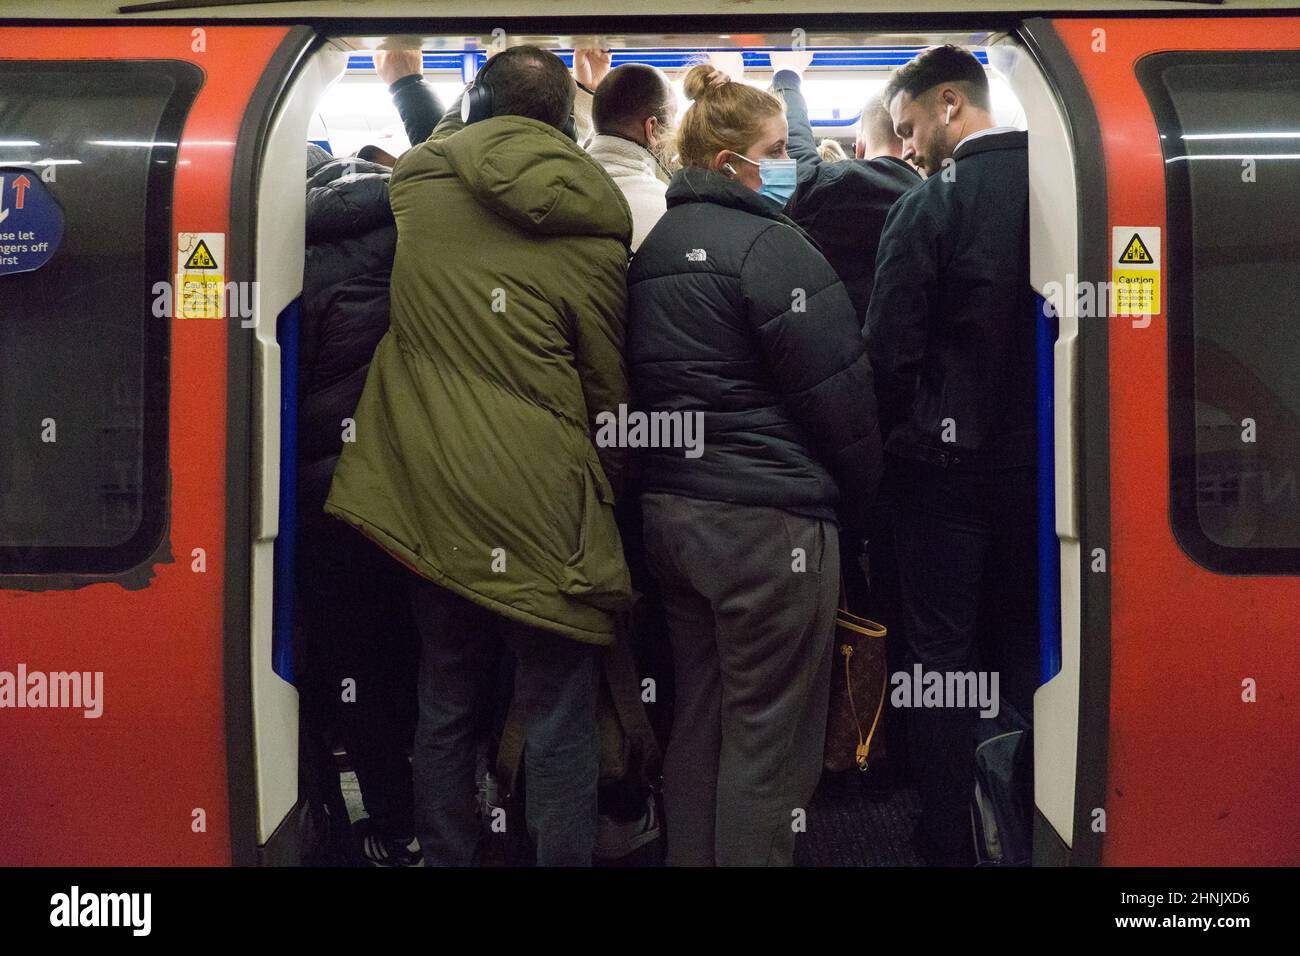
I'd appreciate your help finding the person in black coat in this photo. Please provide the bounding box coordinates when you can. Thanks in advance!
[296,153,422,867]
[627,63,882,866]
[295,61,444,867]
[865,44,1038,866]
[769,59,921,326]
[768,62,922,796]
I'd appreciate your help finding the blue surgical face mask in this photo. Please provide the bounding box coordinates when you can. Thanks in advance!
[730,153,797,206]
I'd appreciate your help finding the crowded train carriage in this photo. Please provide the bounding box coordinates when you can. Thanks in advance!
[0,0,1298,876]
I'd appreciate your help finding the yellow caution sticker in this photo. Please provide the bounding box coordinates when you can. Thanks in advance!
[1111,226,1160,326]
[177,232,225,319]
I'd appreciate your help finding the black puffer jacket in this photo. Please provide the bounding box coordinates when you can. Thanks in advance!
[298,157,396,533]
[628,167,882,529]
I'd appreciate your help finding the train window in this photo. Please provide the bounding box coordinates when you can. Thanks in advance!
[1140,52,1300,574]
[0,62,200,575]
[311,49,1024,157]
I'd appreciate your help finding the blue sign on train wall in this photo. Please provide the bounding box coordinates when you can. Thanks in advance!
[0,168,64,276]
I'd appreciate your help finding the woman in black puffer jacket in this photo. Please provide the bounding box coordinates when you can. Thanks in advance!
[627,63,882,867]
[296,154,420,865]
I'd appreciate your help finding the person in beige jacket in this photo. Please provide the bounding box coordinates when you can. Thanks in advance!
[571,52,680,858]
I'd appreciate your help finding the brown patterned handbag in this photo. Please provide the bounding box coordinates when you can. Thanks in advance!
[824,581,889,772]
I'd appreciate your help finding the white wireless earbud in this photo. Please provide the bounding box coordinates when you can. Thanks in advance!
[722,163,737,176]
[945,102,954,125]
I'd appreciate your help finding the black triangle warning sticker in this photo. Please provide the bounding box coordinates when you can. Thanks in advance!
[184,239,217,269]
[1119,233,1153,264]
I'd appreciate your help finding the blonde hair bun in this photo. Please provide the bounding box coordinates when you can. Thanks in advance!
[682,63,731,101]
[675,62,785,170]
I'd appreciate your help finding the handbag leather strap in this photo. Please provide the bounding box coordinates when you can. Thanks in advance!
[840,644,888,770]
[837,576,888,770]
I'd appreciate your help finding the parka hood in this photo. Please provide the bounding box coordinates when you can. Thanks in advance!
[439,115,632,245]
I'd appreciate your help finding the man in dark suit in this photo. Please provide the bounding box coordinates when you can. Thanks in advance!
[865,44,1038,865]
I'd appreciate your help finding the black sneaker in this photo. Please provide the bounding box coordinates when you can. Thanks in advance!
[353,818,422,867]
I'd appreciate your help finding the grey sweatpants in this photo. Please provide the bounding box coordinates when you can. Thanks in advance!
[641,492,839,866]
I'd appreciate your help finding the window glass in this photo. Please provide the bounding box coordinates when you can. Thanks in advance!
[0,62,199,573]
[1140,53,1300,572]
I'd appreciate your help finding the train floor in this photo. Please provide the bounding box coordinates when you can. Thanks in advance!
[339,768,926,867]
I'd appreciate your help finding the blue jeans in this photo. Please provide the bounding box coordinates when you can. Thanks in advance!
[408,578,599,866]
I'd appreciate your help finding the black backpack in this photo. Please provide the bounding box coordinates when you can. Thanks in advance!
[971,700,1033,866]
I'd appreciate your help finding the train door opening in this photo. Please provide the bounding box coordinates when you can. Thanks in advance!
[248,25,1085,867]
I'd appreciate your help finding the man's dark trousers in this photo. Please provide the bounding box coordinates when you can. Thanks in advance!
[297,519,417,845]
[887,454,1039,864]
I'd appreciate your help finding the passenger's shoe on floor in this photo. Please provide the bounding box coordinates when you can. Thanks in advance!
[594,795,661,861]
[353,817,422,867]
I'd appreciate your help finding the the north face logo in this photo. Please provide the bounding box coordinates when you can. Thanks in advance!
[685,248,707,262]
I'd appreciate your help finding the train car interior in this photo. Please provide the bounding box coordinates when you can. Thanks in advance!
[306,42,1029,157]
[244,28,1081,867]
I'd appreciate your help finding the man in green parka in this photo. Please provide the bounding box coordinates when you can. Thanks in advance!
[325,45,634,866]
